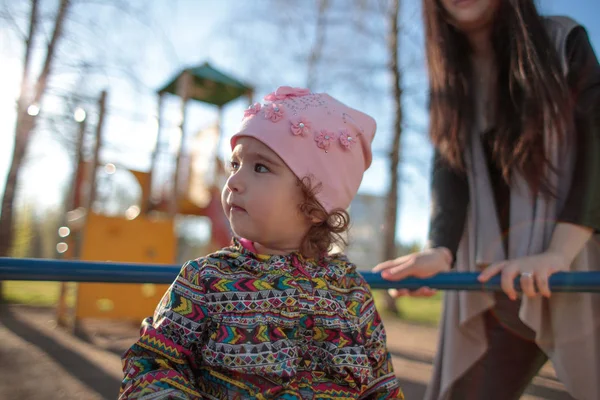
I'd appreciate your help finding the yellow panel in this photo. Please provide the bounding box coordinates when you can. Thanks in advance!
[75,213,176,321]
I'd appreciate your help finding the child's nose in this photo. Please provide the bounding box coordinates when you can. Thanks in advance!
[226,171,245,193]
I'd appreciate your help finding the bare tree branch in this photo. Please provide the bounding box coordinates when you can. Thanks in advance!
[18,0,38,110]
[70,0,180,64]
[0,4,27,41]
[306,0,330,90]
[31,0,70,107]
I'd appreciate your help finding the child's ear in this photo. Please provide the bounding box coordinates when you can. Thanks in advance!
[309,210,326,225]
[310,215,323,224]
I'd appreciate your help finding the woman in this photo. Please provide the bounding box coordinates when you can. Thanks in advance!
[374,0,600,399]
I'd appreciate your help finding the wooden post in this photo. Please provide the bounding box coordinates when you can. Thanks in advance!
[71,119,87,210]
[212,105,224,184]
[87,90,107,211]
[61,90,106,332]
[56,112,87,328]
[146,93,164,213]
[171,71,191,217]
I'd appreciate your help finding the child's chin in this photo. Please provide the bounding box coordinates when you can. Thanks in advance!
[230,225,254,241]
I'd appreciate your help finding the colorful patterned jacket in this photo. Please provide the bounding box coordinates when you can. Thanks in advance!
[119,240,404,399]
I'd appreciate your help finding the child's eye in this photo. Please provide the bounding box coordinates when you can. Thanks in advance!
[254,163,270,173]
[229,161,240,172]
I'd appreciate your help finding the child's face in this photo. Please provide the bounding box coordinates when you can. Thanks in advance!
[222,137,312,252]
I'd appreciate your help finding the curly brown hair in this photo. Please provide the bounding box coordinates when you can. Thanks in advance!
[296,176,350,259]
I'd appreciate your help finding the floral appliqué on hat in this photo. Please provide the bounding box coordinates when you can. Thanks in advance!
[338,128,356,150]
[315,129,337,151]
[253,86,361,154]
[263,103,285,122]
[243,103,261,120]
[290,116,312,136]
[264,86,311,101]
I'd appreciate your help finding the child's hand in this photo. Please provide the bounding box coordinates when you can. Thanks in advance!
[373,247,453,297]
[477,251,569,300]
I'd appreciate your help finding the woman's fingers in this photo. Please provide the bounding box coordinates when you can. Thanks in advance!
[375,250,449,294]
[380,260,418,281]
[388,287,436,298]
[501,265,520,300]
[535,272,552,298]
[477,262,506,282]
[383,253,559,299]
[412,287,437,297]
[373,254,411,272]
[388,288,408,298]
[372,260,395,273]
[520,272,537,298]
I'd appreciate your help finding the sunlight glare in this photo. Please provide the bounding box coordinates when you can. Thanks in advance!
[27,104,40,116]
[74,107,86,122]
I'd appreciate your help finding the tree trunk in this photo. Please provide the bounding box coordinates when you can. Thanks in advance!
[0,0,71,300]
[19,0,39,109]
[87,90,107,211]
[306,0,330,90]
[381,0,403,314]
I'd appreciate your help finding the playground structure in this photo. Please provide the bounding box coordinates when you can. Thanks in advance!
[56,63,254,326]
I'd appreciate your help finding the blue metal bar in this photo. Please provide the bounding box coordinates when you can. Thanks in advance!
[1,257,599,292]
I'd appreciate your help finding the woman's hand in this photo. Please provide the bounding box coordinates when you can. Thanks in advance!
[477,251,570,300]
[373,247,453,297]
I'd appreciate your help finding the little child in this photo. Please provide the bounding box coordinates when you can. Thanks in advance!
[120,86,404,399]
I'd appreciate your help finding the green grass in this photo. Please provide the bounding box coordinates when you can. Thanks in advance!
[394,292,443,325]
[373,290,443,326]
[2,281,61,306]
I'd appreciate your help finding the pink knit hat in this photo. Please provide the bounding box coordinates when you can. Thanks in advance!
[231,86,376,212]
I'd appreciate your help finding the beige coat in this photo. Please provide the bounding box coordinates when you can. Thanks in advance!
[424,16,600,400]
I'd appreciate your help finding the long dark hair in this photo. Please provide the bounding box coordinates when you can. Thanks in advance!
[424,0,573,196]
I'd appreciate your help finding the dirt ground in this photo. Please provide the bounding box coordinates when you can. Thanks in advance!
[0,304,573,400]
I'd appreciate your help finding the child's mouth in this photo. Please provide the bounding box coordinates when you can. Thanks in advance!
[230,205,247,213]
